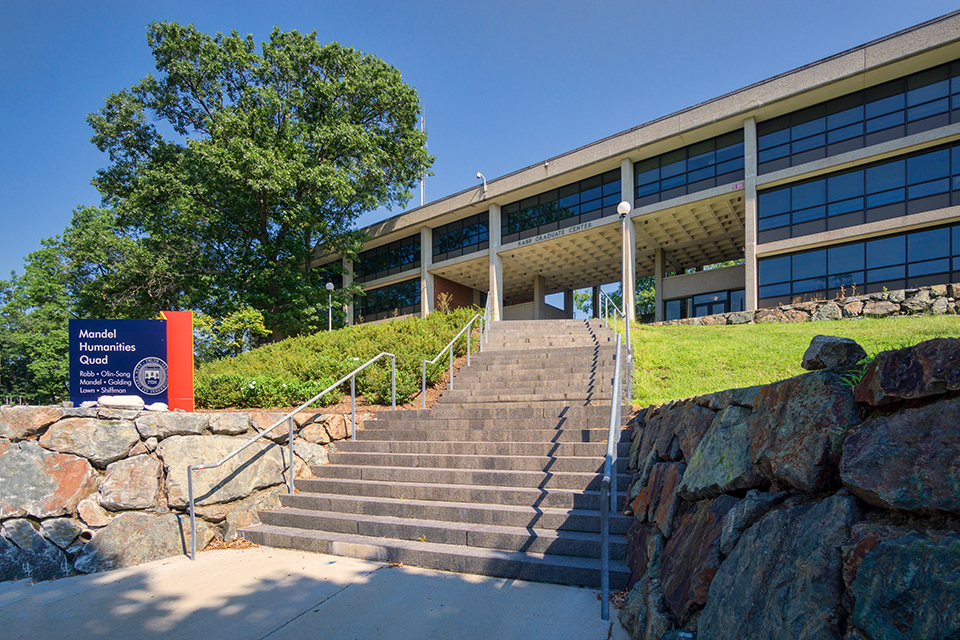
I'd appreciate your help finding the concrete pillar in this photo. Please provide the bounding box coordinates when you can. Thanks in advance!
[744,117,759,311]
[533,274,546,320]
[488,204,504,321]
[654,248,665,322]
[621,158,637,322]
[592,286,601,319]
[563,289,574,318]
[420,226,434,317]
[342,258,354,326]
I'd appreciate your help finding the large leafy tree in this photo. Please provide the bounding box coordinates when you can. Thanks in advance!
[87,22,432,337]
[0,240,72,402]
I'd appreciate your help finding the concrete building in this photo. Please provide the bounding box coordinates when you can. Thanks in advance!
[317,11,960,324]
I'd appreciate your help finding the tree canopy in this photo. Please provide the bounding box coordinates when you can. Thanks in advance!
[0,22,432,401]
[87,22,432,337]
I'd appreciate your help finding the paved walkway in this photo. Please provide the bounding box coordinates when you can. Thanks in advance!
[0,547,629,640]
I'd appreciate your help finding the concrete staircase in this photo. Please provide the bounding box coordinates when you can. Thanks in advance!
[240,319,632,588]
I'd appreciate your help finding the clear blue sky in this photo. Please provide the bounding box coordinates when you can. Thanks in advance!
[1,0,957,282]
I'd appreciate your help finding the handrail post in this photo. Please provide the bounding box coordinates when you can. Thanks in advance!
[422,361,427,410]
[449,346,453,390]
[188,467,196,561]
[287,416,294,494]
[600,477,610,621]
[467,321,472,367]
[391,355,397,411]
[350,375,356,441]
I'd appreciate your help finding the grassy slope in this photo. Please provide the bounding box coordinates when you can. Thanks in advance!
[625,314,959,406]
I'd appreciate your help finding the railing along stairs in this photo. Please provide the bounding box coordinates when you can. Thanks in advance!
[187,300,492,560]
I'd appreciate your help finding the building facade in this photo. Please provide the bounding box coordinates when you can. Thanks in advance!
[316,12,960,324]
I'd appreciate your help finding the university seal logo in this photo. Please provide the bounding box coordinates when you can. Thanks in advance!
[133,357,168,395]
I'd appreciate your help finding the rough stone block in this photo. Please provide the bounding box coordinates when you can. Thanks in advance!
[0,406,62,441]
[852,534,960,640]
[801,334,868,371]
[73,512,215,574]
[100,455,163,511]
[855,338,960,407]
[698,495,858,640]
[38,418,140,468]
[748,371,860,493]
[660,495,739,623]
[135,412,210,439]
[680,406,763,500]
[0,440,98,519]
[158,435,285,507]
[841,395,960,514]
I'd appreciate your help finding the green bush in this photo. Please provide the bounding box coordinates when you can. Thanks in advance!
[194,307,482,409]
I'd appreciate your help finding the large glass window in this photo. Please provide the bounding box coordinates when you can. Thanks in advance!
[758,59,960,174]
[501,170,621,244]
[757,141,960,244]
[757,223,960,307]
[664,289,746,321]
[433,212,489,262]
[354,234,421,284]
[634,131,744,208]
[356,279,421,322]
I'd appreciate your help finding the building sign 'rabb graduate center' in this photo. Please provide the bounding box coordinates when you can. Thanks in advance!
[316,12,960,324]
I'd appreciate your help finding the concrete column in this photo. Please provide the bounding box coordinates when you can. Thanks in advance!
[654,248,665,322]
[563,289,574,318]
[592,286,601,319]
[420,226,434,317]
[342,258,354,326]
[488,204,504,321]
[621,158,637,322]
[744,117,759,311]
[533,274,546,320]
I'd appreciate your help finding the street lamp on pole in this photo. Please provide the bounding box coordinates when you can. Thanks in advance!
[617,201,633,403]
[325,282,335,331]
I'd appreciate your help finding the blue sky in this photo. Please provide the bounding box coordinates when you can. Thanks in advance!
[1,0,957,282]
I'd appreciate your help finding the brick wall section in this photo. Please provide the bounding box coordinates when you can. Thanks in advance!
[434,275,476,311]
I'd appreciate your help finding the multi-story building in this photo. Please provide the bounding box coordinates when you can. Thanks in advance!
[316,11,960,324]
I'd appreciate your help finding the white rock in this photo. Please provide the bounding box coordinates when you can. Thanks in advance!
[98,395,145,411]
[145,402,169,412]
[80,401,98,408]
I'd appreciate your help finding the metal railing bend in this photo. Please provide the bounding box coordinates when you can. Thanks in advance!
[600,334,624,621]
[598,290,632,404]
[187,352,397,560]
[420,312,485,409]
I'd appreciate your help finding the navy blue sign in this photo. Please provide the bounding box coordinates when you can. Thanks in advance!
[69,319,168,405]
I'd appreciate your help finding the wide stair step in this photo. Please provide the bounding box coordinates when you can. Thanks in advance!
[241,318,631,589]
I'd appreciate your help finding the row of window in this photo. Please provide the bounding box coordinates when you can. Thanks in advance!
[758,59,960,175]
[500,170,622,244]
[664,289,746,321]
[355,279,421,322]
[634,131,745,208]
[758,140,960,244]
[758,222,960,308]
[354,234,421,284]
[433,212,489,263]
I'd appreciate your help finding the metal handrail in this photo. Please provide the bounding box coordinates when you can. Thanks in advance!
[421,312,485,409]
[598,290,632,405]
[600,334,624,621]
[187,351,397,560]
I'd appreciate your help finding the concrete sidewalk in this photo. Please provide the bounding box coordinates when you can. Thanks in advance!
[0,547,630,640]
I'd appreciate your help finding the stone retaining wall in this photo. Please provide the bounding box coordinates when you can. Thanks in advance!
[0,407,371,581]
[619,337,960,640]
[656,283,958,326]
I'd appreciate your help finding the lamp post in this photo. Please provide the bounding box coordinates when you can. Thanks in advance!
[325,282,334,331]
[617,201,633,403]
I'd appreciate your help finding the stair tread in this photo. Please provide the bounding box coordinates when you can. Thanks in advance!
[243,524,631,573]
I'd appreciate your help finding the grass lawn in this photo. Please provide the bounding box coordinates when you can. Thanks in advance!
[621,314,960,407]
